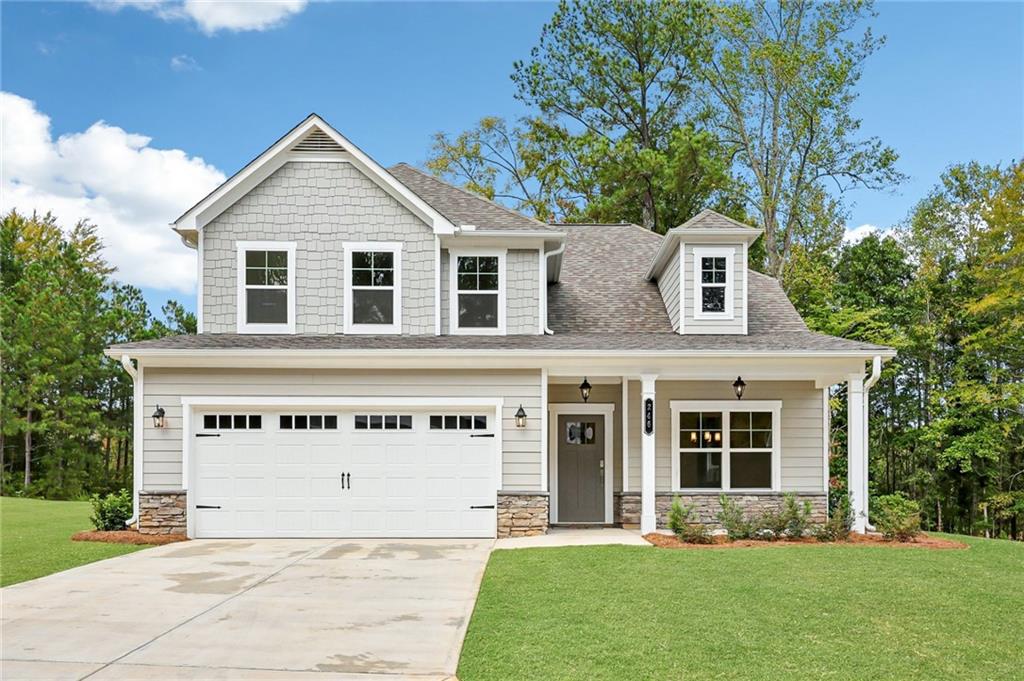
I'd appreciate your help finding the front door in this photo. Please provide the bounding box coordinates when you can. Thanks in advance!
[556,414,605,522]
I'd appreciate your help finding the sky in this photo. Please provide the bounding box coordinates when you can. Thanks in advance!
[2,1,1021,317]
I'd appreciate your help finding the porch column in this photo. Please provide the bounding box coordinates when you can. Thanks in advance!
[640,374,657,535]
[847,373,867,533]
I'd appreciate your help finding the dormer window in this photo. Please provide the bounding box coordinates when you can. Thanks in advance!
[237,241,296,334]
[694,247,735,319]
[450,250,506,335]
[344,243,402,334]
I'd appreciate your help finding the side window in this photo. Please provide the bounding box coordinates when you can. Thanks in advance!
[237,242,295,333]
[345,244,401,334]
[451,252,505,334]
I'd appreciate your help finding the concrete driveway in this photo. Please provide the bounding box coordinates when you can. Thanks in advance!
[1,538,492,680]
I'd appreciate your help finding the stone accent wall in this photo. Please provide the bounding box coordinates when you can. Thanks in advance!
[138,491,187,535]
[615,492,827,530]
[202,161,435,334]
[497,492,549,538]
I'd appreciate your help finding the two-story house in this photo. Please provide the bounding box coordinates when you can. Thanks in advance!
[107,114,893,539]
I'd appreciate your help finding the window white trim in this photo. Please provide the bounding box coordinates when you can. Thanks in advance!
[343,242,403,335]
[669,400,781,493]
[236,240,296,334]
[547,402,615,524]
[449,248,507,335]
[693,247,735,320]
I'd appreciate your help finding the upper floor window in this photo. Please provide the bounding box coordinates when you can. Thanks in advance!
[693,247,734,319]
[237,241,296,334]
[450,251,506,335]
[344,243,402,334]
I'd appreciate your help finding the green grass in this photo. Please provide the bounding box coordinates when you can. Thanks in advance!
[459,536,1024,680]
[0,497,148,587]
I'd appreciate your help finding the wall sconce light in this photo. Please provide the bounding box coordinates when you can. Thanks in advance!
[733,376,746,400]
[579,377,592,403]
[152,405,167,429]
[514,405,528,429]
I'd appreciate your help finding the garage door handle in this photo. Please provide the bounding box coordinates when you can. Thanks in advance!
[196,505,221,509]
[470,504,495,509]
[195,433,221,438]
[341,472,350,490]
[469,433,494,438]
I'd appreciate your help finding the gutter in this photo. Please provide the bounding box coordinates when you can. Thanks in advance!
[119,355,141,529]
[543,240,567,334]
[862,355,882,532]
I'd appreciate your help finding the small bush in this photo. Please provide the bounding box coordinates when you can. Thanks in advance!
[783,493,814,538]
[667,496,712,544]
[717,494,755,540]
[874,494,921,541]
[90,489,133,531]
[755,508,789,540]
[814,494,853,542]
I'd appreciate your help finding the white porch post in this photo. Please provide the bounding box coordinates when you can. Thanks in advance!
[847,373,867,533]
[640,375,657,535]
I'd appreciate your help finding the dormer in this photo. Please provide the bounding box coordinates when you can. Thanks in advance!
[645,210,763,335]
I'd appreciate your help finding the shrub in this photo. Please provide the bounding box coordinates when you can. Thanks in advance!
[90,489,133,531]
[755,508,788,540]
[874,494,921,541]
[667,496,712,544]
[814,494,853,542]
[717,494,755,540]
[783,493,814,538]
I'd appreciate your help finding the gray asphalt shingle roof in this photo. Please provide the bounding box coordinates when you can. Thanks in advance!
[387,163,554,232]
[674,209,761,231]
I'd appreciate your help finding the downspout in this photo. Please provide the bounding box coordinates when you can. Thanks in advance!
[543,241,566,335]
[862,355,882,532]
[119,354,141,528]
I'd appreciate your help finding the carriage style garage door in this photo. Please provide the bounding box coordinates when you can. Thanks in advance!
[190,408,498,538]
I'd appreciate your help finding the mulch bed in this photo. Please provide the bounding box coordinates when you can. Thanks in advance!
[644,532,968,550]
[71,530,188,545]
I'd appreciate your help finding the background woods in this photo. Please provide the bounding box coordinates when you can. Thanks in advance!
[0,211,194,499]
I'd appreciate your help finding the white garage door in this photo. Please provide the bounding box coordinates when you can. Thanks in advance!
[191,409,497,538]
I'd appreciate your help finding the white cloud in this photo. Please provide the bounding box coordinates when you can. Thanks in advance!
[1,92,225,293]
[170,53,201,71]
[843,223,887,245]
[92,0,307,35]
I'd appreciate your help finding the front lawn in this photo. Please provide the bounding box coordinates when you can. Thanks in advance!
[459,536,1024,680]
[0,497,148,587]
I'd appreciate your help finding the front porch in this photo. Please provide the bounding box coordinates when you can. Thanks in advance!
[498,360,880,537]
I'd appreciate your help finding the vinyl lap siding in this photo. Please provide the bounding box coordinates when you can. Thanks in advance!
[657,249,681,332]
[141,368,543,491]
[626,380,824,493]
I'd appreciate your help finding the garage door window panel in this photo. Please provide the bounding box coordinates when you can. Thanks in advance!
[280,414,339,430]
[354,414,414,431]
[203,414,263,431]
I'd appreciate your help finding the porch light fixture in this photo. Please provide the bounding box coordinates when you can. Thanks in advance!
[579,377,592,403]
[514,405,528,429]
[733,376,746,400]
[151,405,166,429]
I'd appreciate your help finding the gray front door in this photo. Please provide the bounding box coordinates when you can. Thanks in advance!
[556,414,605,522]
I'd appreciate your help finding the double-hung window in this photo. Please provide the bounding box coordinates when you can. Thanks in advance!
[450,250,505,334]
[344,243,402,334]
[237,241,296,333]
[671,400,781,492]
[693,247,734,319]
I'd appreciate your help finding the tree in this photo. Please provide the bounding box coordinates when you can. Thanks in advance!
[701,0,904,280]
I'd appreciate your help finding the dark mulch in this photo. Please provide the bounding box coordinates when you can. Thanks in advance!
[644,531,967,550]
[71,530,188,545]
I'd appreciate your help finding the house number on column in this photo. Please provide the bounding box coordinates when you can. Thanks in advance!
[644,398,654,435]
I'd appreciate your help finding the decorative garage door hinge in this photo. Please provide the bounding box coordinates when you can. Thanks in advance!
[195,433,221,437]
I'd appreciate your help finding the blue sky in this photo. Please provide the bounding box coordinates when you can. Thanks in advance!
[2,1,1021,317]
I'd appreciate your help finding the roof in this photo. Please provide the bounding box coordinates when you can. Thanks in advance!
[646,209,764,279]
[387,163,555,233]
[675,209,760,231]
[112,221,889,357]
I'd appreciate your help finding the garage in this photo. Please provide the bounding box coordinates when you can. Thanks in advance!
[189,407,499,538]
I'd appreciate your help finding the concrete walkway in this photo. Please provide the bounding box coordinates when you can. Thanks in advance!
[1,538,492,680]
[494,527,650,549]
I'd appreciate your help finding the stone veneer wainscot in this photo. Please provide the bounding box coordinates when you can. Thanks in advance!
[138,491,187,535]
[614,492,827,529]
[497,492,549,538]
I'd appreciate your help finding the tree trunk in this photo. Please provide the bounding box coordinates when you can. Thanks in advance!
[23,409,32,488]
[936,500,943,533]
[641,187,656,232]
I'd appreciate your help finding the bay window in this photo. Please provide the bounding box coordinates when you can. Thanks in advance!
[671,400,781,491]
